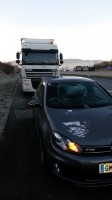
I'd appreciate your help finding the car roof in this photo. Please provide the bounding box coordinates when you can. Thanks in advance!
[41,76,95,84]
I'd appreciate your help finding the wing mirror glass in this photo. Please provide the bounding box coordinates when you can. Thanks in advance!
[28,99,42,108]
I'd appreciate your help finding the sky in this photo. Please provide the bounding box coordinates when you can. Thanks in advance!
[0,0,112,61]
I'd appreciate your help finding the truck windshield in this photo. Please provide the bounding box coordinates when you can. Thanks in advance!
[22,50,59,65]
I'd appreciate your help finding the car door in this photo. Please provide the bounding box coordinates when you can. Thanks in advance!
[34,82,52,143]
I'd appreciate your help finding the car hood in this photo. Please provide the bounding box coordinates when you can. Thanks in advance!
[46,106,112,146]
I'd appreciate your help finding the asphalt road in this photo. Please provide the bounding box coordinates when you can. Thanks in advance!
[0,77,112,200]
[90,77,112,92]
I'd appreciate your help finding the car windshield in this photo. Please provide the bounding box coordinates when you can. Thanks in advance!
[46,81,112,109]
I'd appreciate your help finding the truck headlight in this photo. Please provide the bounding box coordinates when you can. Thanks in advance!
[51,131,83,154]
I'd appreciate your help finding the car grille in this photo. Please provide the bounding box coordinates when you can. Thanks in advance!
[82,145,111,153]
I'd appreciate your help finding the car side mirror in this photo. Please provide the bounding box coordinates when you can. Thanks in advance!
[28,99,42,108]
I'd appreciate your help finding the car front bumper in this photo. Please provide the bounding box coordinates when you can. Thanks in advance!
[46,145,112,187]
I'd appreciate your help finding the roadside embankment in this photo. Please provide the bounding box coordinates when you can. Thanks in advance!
[0,70,20,137]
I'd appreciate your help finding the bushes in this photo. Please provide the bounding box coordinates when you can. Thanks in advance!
[0,62,14,74]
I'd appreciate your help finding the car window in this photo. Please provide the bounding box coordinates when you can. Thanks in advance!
[93,85,108,100]
[46,82,112,109]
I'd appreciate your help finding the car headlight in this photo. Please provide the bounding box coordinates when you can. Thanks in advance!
[51,131,83,154]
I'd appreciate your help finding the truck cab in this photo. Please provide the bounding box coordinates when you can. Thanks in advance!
[16,38,63,92]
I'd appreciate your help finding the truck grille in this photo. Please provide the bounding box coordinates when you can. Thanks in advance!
[25,69,55,78]
[25,69,54,72]
[25,72,54,78]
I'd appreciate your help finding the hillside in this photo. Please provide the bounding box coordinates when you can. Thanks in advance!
[0,61,19,75]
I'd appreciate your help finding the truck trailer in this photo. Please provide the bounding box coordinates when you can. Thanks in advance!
[16,38,63,92]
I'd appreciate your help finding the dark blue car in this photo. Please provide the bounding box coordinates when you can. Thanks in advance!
[29,76,112,187]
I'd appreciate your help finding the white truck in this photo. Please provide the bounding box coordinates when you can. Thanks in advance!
[16,38,63,92]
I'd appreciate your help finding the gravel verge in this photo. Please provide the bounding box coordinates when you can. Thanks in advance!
[0,73,19,138]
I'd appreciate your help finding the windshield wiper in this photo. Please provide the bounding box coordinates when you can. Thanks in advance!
[48,61,57,64]
[48,104,90,109]
[38,61,57,64]
[24,61,37,64]
[71,104,90,109]
[24,60,57,65]
[24,61,47,64]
